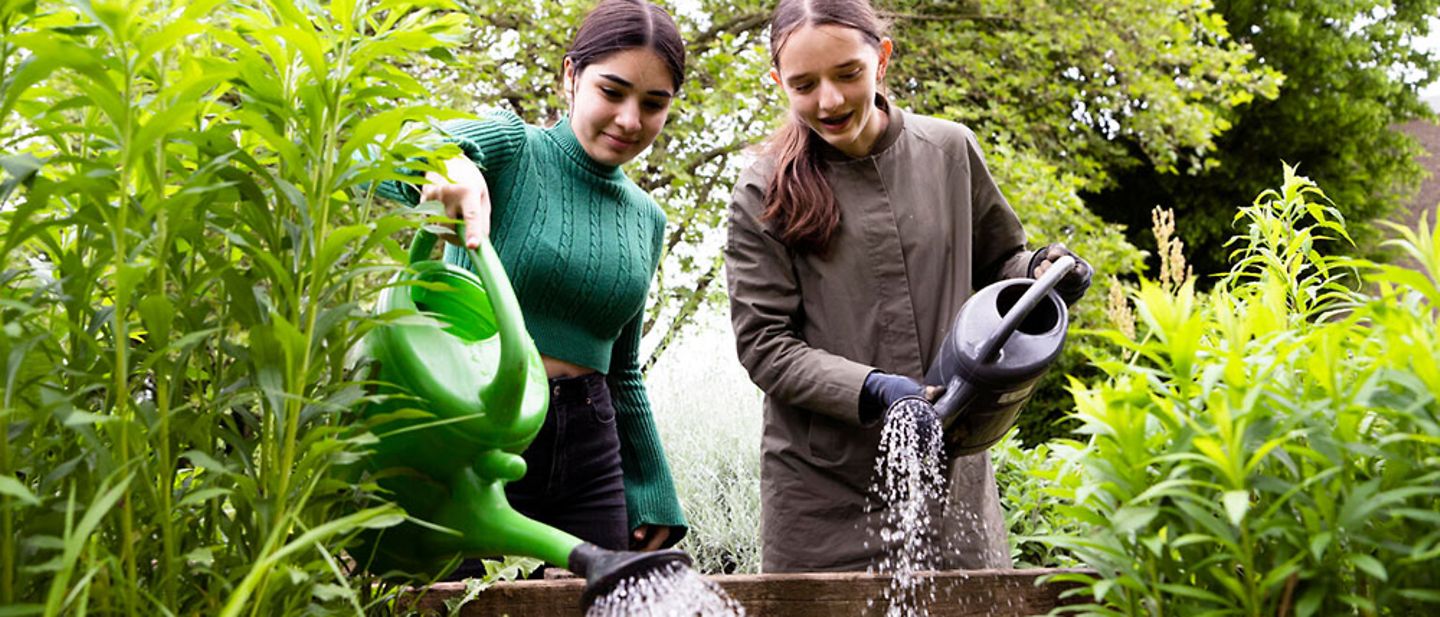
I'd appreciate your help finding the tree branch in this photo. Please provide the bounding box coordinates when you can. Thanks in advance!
[642,253,725,375]
[640,140,752,192]
[688,11,771,54]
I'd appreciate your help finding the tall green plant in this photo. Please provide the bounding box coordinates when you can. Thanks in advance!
[0,0,471,613]
[1042,165,1440,616]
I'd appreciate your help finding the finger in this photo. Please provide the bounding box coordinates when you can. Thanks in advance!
[1033,261,1051,277]
[1049,243,1069,260]
[643,527,670,551]
[923,385,945,402]
[460,198,481,250]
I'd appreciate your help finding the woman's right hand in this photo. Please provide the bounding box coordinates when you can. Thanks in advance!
[420,156,491,249]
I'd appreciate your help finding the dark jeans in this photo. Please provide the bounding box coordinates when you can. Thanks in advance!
[447,372,628,580]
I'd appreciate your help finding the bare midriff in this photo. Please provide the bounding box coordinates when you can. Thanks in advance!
[542,355,597,379]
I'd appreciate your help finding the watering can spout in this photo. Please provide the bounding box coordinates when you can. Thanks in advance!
[569,543,693,609]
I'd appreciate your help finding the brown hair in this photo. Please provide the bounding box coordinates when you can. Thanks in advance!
[763,0,887,253]
[567,0,687,92]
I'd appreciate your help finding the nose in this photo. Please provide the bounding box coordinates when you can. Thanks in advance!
[614,100,642,134]
[818,80,844,114]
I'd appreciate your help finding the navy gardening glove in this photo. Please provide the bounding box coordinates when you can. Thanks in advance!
[1029,243,1094,305]
[859,371,946,426]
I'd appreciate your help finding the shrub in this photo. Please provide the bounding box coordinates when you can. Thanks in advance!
[0,0,470,613]
[1040,165,1440,616]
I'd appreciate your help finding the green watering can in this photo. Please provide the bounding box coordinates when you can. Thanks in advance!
[354,229,687,606]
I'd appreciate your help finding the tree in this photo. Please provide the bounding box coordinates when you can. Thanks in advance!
[1084,0,1440,279]
[418,0,1281,380]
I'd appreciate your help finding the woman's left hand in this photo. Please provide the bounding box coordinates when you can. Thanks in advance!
[630,525,672,551]
[1030,243,1094,304]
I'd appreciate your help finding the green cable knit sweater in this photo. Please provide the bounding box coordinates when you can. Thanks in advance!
[376,110,687,544]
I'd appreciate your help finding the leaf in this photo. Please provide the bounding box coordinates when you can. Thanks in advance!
[0,474,40,507]
[1308,531,1331,560]
[177,487,231,508]
[1345,553,1387,582]
[1222,490,1250,527]
[1110,505,1158,535]
[0,153,43,204]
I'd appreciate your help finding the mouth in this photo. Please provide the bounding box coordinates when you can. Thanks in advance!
[817,111,853,132]
[602,132,638,149]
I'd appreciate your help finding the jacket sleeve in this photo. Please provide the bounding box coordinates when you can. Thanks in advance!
[724,173,875,427]
[373,109,528,206]
[962,126,1032,286]
[606,209,687,546]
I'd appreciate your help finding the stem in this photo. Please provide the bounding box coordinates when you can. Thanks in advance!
[112,28,140,616]
[1,8,15,603]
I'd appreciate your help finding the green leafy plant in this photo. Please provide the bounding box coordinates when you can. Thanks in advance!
[0,0,473,613]
[1040,165,1440,616]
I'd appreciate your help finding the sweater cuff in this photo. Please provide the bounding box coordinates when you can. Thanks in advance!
[610,384,689,547]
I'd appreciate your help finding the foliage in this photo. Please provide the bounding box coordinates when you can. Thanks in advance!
[402,0,1286,375]
[990,429,1084,569]
[1041,166,1440,616]
[887,0,1282,185]
[0,0,477,613]
[1086,0,1440,279]
[648,325,765,575]
[983,141,1145,444]
[432,556,542,616]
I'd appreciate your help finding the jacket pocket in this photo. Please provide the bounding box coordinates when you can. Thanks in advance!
[805,412,850,465]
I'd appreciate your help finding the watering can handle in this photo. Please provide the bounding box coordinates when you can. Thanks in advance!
[928,255,1074,424]
[974,255,1075,364]
[407,228,532,418]
[408,227,444,265]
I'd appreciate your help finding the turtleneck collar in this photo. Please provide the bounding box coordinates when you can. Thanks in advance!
[816,94,905,162]
[547,116,625,179]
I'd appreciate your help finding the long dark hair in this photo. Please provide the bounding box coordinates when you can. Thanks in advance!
[567,0,687,92]
[763,0,887,253]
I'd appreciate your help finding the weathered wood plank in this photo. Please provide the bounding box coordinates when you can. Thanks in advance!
[413,568,1090,616]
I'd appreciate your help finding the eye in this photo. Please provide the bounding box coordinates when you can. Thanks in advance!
[600,87,623,99]
[792,81,815,93]
[643,100,668,112]
[841,69,862,80]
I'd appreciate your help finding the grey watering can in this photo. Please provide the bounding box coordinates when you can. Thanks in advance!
[920,256,1075,455]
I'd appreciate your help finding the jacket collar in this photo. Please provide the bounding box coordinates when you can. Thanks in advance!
[816,94,905,162]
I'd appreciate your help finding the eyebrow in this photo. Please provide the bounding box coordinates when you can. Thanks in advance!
[599,73,674,98]
[785,59,863,85]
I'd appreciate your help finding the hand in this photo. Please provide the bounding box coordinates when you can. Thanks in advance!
[859,372,945,424]
[419,156,492,249]
[1029,243,1094,305]
[630,525,672,552]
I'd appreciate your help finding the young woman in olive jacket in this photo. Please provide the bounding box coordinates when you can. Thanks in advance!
[725,0,1093,573]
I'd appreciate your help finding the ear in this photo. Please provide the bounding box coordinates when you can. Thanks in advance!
[769,68,782,87]
[562,56,577,103]
[876,37,893,81]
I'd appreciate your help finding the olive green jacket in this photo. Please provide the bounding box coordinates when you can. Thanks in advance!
[726,99,1031,572]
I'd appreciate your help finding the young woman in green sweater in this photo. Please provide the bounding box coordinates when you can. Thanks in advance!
[377,0,687,570]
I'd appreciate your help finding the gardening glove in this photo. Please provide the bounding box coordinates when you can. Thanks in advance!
[1029,243,1094,305]
[859,371,943,426]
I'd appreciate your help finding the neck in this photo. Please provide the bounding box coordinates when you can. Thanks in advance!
[841,100,889,158]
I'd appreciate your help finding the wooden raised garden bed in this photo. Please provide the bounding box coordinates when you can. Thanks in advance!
[414,568,1088,616]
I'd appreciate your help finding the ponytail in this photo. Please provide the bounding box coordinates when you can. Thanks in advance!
[762,119,839,254]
